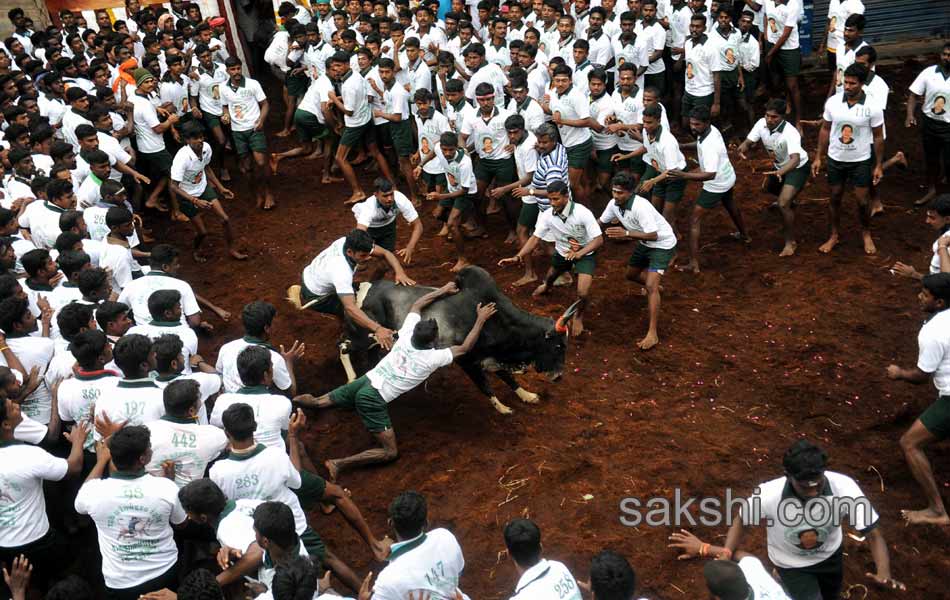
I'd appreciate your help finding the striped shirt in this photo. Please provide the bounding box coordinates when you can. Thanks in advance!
[530,143,570,210]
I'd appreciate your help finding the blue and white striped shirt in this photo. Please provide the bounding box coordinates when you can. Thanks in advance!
[530,143,570,210]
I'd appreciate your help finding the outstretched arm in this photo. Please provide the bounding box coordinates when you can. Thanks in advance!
[409,282,459,315]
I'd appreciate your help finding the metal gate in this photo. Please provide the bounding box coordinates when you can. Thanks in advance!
[810,0,949,50]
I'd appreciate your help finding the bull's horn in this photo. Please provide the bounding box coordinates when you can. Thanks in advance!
[555,300,582,333]
[286,285,327,311]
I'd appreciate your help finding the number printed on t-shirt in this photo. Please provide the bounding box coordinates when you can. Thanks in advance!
[122,485,144,499]
[554,572,576,599]
[171,432,197,449]
[234,474,259,489]
[124,401,145,418]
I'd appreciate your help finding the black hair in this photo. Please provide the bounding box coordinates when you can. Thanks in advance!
[611,172,636,192]
[79,267,110,298]
[241,300,277,337]
[221,402,256,440]
[440,131,459,148]
[503,518,542,567]
[844,13,865,30]
[179,477,228,517]
[410,318,439,349]
[590,550,637,600]
[782,439,828,481]
[108,424,151,471]
[253,501,299,550]
[47,178,73,202]
[0,296,30,334]
[106,206,133,228]
[923,273,950,305]
[765,98,787,115]
[44,576,94,600]
[57,249,90,279]
[343,228,374,254]
[164,378,201,417]
[642,104,662,119]
[237,345,271,387]
[176,568,225,600]
[690,104,711,123]
[21,248,51,278]
[855,45,877,64]
[388,490,427,539]
[272,555,318,600]
[113,333,153,376]
[843,62,868,82]
[148,243,179,269]
[58,209,85,233]
[703,560,748,600]
[70,329,109,369]
[152,333,184,372]
[0,273,20,299]
[147,288,181,321]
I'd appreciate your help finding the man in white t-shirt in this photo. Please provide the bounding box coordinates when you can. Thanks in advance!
[0,397,87,591]
[127,289,199,374]
[812,62,884,256]
[296,283,496,479]
[130,68,180,218]
[220,57,274,211]
[906,43,950,208]
[93,333,165,438]
[117,244,201,328]
[19,178,76,251]
[0,296,55,425]
[599,173,676,351]
[588,550,651,600]
[499,180,603,337]
[169,121,245,262]
[724,439,904,597]
[289,229,414,351]
[353,178,423,277]
[371,491,469,600]
[75,425,187,598]
[763,0,803,127]
[493,114,541,287]
[668,105,747,274]
[505,518,583,600]
[216,300,302,395]
[886,273,950,526]
[545,64,595,199]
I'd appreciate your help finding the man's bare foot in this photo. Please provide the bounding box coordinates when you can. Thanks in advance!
[344,192,366,205]
[486,199,501,215]
[915,188,937,207]
[637,331,659,350]
[305,149,325,160]
[321,174,344,184]
[145,199,169,212]
[570,317,584,337]
[901,508,950,525]
[862,232,877,255]
[870,199,884,217]
[504,231,518,244]
[325,459,340,482]
[220,168,232,183]
[676,260,700,274]
[437,224,450,236]
[275,129,291,138]
[450,258,471,272]
[532,282,550,297]
[639,284,664,295]
[352,153,368,166]
[730,231,752,244]
[463,227,488,239]
[779,242,798,257]
[229,249,249,260]
[513,274,537,287]
[818,235,839,253]
[269,154,280,175]
[172,211,190,222]
[193,252,208,263]
[553,272,573,287]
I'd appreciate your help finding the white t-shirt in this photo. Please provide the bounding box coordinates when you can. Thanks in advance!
[117,271,201,325]
[131,92,166,154]
[822,91,884,163]
[220,77,267,132]
[550,87,593,148]
[373,529,468,600]
[909,64,950,125]
[534,201,603,257]
[93,378,166,440]
[640,21,668,74]
[462,106,513,160]
[514,132,540,204]
[466,62,508,107]
[193,63,229,116]
[643,126,687,173]
[590,93,618,151]
[764,0,802,49]
[826,0,864,54]
[509,559,582,600]
[437,147,478,195]
[99,242,140,291]
[7,336,55,424]
[917,308,950,395]
[216,337,293,393]
[611,90,644,152]
[685,37,715,97]
[747,118,809,170]
[0,441,68,548]
[340,70,372,128]
[740,472,879,569]
[367,313,455,403]
[929,232,950,275]
[57,370,120,450]
[146,417,228,487]
[696,125,736,193]
[128,321,199,374]
[353,192,419,229]
[415,111,450,175]
[737,556,792,599]
[599,195,676,250]
[210,387,292,451]
[299,74,333,122]
[507,97,546,137]
[209,444,308,534]
[170,142,213,196]
[302,236,358,297]
[19,201,68,251]
[75,472,187,589]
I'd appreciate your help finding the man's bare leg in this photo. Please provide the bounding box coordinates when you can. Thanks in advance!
[448,207,470,272]
[323,549,362,592]
[638,270,661,350]
[276,87,294,137]
[570,275,592,337]
[681,205,704,274]
[854,186,876,254]
[145,176,170,211]
[722,192,750,243]
[513,224,538,286]
[270,141,314,174]
[335,143,366,203]
[191,215,209,263]
[884,151,907,171]
[322,482,392,561]
[819,186,844,253]
[777,184,798,256]
[900,419,950,525]
[366,142,395,185]
[325,429,398,480]
[252,151,275,210]
[210,200,248,260]
[533,265,562,297]
[398,156,420,204]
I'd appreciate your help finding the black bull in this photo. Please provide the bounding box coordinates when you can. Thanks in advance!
[340,266,573,414]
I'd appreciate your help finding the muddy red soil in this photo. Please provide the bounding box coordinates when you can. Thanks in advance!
[154,57,950,599]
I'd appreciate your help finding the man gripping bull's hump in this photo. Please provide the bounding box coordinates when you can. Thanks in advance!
[295,282,496,480]
[287,228,416,350]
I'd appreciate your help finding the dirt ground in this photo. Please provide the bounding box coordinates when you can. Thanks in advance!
[153,57,950,599]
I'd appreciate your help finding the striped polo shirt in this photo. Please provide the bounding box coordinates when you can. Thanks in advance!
[530,143,570,210]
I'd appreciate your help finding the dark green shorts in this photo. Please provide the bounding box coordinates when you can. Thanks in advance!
[765,43,802,77]
[615,152,647,176]
[920,395,950,440]
[286,73,310,98]
[201,112,222,130]
[421,171,447,189]
[139,149,173,177]
[329,374,392,433]
[179,186,218,218]
[742,69,758,102]
[565,137,594,169]
[474,156,516,184]
[696,187,733,209]
[232,129,268,155]
[629,243,676,273]
[767,162,810,193]
[293,469,328,509]
[300,527,327,560]
[300,282,344,317]
[552,251,596,275]
[518,202,540,228]
[595,147,619,173]
[643,165,687,203]
[386,120,415,157]
[368,221,397,252]
[340,121,374,148]
[682,91,714,119]
[439,193,476,212]
[827,157,872,188]
[294,109,328,143]
[776,548,843,600]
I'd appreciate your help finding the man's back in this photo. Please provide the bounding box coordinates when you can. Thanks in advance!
[367,312,454,402]
[373,528,467,600]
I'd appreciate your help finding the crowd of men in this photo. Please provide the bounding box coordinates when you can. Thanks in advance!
[0,0,948,599]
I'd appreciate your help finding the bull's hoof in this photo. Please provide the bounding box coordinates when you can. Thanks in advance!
[490,396,513,415]
[515,387,540,404]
